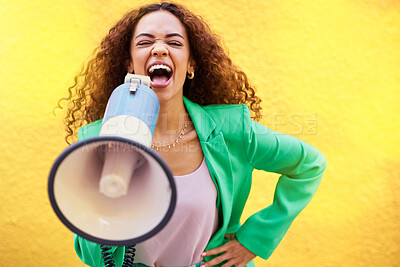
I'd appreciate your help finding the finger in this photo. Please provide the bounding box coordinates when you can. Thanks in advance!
[221,260,236,267]
[201,254,229,267]
[202,244,228,257]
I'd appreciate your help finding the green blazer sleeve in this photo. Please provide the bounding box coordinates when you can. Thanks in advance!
[235,106,327,259]
[73,122,126,267]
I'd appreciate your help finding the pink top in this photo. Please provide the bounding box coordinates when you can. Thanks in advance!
[134,158,218,266]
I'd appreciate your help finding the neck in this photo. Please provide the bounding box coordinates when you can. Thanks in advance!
[153,97,188,142]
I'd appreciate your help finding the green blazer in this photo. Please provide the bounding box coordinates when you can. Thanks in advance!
[74,97,327,266]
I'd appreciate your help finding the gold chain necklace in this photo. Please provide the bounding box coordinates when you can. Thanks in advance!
[151,120,188,151]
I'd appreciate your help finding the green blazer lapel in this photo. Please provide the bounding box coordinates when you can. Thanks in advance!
[183,97,234,248]
[201,134,234,247]
[183,97,215,141]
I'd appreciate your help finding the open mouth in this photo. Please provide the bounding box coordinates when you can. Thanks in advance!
[147,64,173,87]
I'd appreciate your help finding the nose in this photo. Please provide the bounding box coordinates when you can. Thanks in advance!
[152,42,168,57]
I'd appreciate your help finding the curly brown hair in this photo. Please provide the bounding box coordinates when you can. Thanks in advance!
[59,1,262,144]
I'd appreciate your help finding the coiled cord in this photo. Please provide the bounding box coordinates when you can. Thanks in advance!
[122,244,136,267]
[101,244,136,267]
[100,245,115,267]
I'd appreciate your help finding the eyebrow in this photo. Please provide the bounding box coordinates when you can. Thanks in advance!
[135,33,184,39]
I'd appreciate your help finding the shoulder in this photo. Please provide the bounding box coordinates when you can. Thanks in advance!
[203,103,249,115]
[202,104,251,125]
[201,104,252,139]
[184,96,252,130]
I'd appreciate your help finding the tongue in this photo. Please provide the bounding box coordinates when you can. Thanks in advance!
[152,75,169,84]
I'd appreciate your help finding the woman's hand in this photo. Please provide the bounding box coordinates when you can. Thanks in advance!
[200,236,256,267]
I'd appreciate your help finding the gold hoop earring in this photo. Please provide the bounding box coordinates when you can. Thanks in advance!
[187,71,194,80]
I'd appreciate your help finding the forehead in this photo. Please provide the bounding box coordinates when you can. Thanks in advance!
[134,11,187,37]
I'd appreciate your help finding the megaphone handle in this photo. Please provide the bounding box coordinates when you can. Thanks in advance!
[100,244,136,267]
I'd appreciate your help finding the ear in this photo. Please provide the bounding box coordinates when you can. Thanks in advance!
[127,60,134,73]
[188,58,196,73]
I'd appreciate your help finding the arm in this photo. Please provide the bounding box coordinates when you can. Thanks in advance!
[236,106,327,259]
[202,106,326,266]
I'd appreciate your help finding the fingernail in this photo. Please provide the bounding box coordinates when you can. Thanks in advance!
[201,252,206,256]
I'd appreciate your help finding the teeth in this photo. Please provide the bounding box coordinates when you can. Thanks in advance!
[148,64,172,74]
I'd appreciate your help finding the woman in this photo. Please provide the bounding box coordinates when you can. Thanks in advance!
[61,2,327,267]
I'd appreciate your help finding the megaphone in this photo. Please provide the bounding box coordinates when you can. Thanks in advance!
[48,74,176,247]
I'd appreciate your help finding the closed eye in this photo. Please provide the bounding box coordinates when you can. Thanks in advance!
[168,41,182,47]
[136,40,153,46]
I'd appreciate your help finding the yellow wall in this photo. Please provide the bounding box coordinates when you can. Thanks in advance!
[0,0,399,266]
